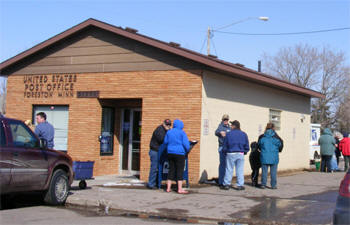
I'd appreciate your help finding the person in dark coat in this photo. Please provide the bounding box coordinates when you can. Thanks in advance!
[163,119,190,194]
[147,119,171,189]
[249,141,260,187]
[258,127,281,189]
[215,114,231,188]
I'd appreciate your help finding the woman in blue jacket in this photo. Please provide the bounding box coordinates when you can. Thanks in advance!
[258,128,281,189]
[163,119,190,194]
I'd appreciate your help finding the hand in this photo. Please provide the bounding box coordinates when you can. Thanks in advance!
[220,131,226,137]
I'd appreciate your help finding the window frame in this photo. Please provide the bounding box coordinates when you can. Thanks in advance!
[269,109,282,131]
[100,107,115,156]
[8,120,40,149]
[0,121,6,147]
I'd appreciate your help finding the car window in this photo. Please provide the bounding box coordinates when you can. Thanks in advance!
[0,123,5,146]
[9,121,39,148]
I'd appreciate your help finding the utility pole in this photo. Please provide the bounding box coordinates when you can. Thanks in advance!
[207,26,210,55]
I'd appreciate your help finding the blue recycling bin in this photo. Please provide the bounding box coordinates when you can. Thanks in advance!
[73,161,94,189]
[157,141,197,189]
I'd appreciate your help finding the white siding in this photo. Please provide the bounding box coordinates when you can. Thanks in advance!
[200,71,311,179]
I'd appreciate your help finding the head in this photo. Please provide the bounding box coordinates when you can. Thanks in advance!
[334,131,343,139]
[162,119,172,130]
[36,112,47,124]
[230,120,240,130]
[343,132,349,138]
[322,128,332,135]
[173,119,184,130]
[222,114,229,125]
[265,122,275,131]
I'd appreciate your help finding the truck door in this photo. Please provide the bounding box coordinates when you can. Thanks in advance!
[0,120,12,193]
[7,120,48,191]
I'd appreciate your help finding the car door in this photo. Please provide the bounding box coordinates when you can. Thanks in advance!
[7,120,48,191]
[0,120,12,194]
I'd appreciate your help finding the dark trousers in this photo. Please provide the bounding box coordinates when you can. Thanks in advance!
[344,156,350,171]
[321,155,332,172]
[168,154,185,181]
[249,151,261,186]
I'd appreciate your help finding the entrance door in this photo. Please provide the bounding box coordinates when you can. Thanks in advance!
[120,109,141,175]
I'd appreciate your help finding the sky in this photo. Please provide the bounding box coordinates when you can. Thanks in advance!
[0,0,349,74]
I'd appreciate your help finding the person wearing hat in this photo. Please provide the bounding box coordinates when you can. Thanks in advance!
[222,120,250,190]
[215,114,231,188]
[147,119,172,189]
[339,132,350,172]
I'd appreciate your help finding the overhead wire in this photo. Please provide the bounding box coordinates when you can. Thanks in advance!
[213,27,350,36]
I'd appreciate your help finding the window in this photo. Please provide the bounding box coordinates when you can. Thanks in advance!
[100,107,115,155]
[9,121,39,148]
[269,109,281,130]
[0,123,5,146]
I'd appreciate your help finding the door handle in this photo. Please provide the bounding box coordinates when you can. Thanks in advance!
[12,152,19,157]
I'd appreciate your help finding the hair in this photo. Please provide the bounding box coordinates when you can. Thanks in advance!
[231,120,241,130]
[334,131,343,139]
[265,122,275,131]
[36,112,47,120]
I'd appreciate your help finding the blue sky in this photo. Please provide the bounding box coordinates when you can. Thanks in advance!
[0,0,349,72]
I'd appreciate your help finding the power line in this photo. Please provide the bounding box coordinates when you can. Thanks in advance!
[199,35,207,54]
[213,27,350,36]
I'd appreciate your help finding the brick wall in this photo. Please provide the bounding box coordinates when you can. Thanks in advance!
[6,70,202,182]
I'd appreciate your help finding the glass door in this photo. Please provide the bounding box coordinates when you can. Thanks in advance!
[120,109,141,175]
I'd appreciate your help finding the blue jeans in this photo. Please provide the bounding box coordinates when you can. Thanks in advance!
[218,146,226,185]
[261,164,278,188]
[147,149,158,187]
[331,153,338,171]
[223,152,245,187]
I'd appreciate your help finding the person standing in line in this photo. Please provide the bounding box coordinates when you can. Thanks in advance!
[147,119,172,189]
[318,128,336,173]
[222,120,249,190]
[258,124,282,189]
[339,132,350,172]
[334,132,343,168]
[215,114,231,188]
[164,119,190,194]
[35,112,55,149]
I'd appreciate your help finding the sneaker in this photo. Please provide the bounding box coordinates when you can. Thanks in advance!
[223,185,230,190]
[235,186,245,191]
[259,185,266,189]
[271,186,277,189]
[146,185,157,190]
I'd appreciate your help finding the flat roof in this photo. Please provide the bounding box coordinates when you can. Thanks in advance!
[0,18,324,98]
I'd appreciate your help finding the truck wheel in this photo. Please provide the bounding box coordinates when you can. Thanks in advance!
[79,180,87,189]
[44,169,69,205]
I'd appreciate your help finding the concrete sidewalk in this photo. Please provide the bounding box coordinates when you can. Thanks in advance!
[66,170,345,224]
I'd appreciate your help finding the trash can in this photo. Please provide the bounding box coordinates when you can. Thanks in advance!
[73,161,95,189]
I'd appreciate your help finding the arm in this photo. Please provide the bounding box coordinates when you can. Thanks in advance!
[34,125,41,137]
[182,132,190,152]
[154,126,166,144]
[243,133,249,152]
[222,136,228,153]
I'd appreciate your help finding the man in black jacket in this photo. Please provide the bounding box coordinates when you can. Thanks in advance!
[147,119,172,189]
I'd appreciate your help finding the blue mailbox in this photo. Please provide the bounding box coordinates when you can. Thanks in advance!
[157,141,197,189]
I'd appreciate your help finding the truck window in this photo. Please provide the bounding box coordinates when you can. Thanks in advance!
[8,121,39,148]
[0,123,5,146]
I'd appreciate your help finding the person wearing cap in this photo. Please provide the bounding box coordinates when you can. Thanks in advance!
[222,120,250,190]
[35,112,55,149]
[147,119,172,189]
[215,114,231,188]
[339,132,350,172]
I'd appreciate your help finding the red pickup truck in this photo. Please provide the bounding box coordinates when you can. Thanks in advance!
[0,115,73,205]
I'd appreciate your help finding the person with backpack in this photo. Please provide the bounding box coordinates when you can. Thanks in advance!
[258,123,283,189]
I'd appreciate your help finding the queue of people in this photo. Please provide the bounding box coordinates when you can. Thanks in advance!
[215,115,283,190]
[319,129,350,173]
